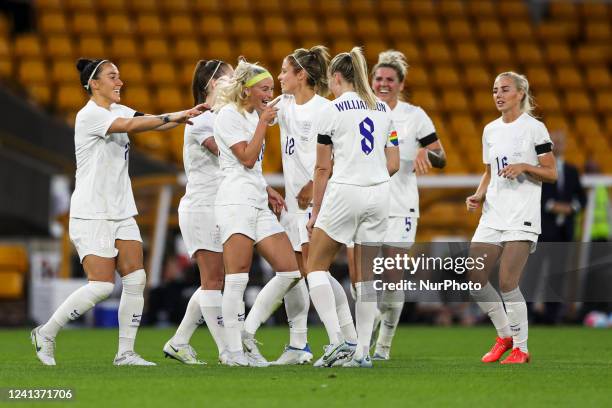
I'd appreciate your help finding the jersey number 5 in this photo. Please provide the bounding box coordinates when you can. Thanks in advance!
[359,117,374,155]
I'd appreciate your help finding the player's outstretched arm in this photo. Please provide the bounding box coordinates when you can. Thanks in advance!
[108,104,208,134]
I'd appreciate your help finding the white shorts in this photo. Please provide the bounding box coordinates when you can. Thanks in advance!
[179,208,222,257]
[280,210,311,252]
[216,205,285,244]
[315,182,389,246]
[471,223,538,253]
[384,216,418,249]
[69,217,142,262]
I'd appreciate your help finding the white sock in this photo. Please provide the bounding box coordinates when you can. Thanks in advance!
[244,271,301,335]
[354,281,378,360]
[39,281,114,339]
[327,272,357,344]
[118,269,146,355]
[199,289,225,354]
[222,273,249,352]
[502,287,528,352]
[284,278,309,349]
[308,271,342,344]
[377,289,404,348]
[470,282,512,338]
[172,289,203,345]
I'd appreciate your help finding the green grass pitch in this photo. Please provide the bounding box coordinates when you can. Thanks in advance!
[1,326,611,407]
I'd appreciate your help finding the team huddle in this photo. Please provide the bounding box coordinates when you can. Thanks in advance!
[30,44,556,368]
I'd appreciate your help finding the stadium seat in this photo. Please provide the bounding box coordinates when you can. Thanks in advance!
[237,39,265,62]
[455,42,483,64]
[153,85,184,111]
[415,18,443,40]
[514,42,543,64]
[98,0,127,12]
[544,43,572,65]
[576,45,608,65]
[476,20,504,41]
[18,59,46,84]
[179,62,196,87]
[464,65,491,88]
[70,13,100,35]
[199,15,226,38]
[148,62,178,85]
[223,0,252,13]
[26,84,52,106]
[331,39,355,57]
[585,66,611,90]
[286,0,313,16]
[65,0,95,11]
[505,21,534,41]
[131,132,170,161]
[386,19,412,43]
[135,14,163,37]
[586,22,611,42]
[594,91,611,115]
[252,0,282,14]
[550,2,577,19]
[432,65,460,87]
[117,60,145,83]
[466,0,495,17]
[379,0,406,16]
[555,66,583,89]
[36,0,63,11]
[173,39,202,62]
[536,22,578,41]
[446,20,473,41]
[38,12,67,34]
[193,0,221,14]
[51,59,77,84]
[122,85,153,113]
[205,39,235,62]
[363,41,388,62]
[526,67,553,89]
[423,42,452,64]
[109,36,138,59]
[0,57,12,78]
[563,90,592,114]
[263,16,289,38]
[575,114,604,137]
[125,0,159,13]
[441,90,469,113]
[231,15,258,38]
[394,41,421,64]
[45,35,74,59]
[167,14,195,37]
[56,84,87,111]
[324,17,351,39]
[484,42,512,63]
[76,36,107,58]
[580,2,609,20]
[159,0,190,13]
[499,0,529,18]
[544,114,571,133]
[14,34,42,58]
[409,89,438,112]
[407,1,436,17]
[270,40,295,63]
[404,64,429,87]
[316,0,344,15]
[535,91,562,113]
[439,0,466,17]
[293,17,319,41]
[472,90,497,115]
[355,18,382,41]
[102,13,133,35]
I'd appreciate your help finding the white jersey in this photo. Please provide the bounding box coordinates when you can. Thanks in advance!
[178,110,221,210]
[278,94,330,213]
[316,91,397,187]
[214,103,268,209]
[70,100,137,220]
[481,113,553,234]
[389,101,437,218]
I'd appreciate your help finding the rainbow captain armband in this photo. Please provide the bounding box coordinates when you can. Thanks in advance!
[388,130,399,146]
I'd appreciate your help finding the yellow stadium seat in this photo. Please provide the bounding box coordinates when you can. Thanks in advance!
[455,42,482,64]
[135,14,163,37]
[237,39,265,62]
[466,0,495,17]
[386,18,412,39]
[36,0,63,11]
[526,67,553,89]
[473,89,497,115]
[449,114,479,139]
[544,114,571,133]
[286,0,313,15]
[103,13,133,35]
[159,0,190,13]
[174,39,201,62]
[154,85,184,111]
[193,0,221,14]
[363,41,388,62]
[76,36,107,58]
[126,0,158,13]
[347,0,375,16]
[535,91,562,114]
[484,42,511,63]
[179,62,197,87]
[506,21,533,41]
[536,22,578,41]
[98,0,127,12]
[117,60,145,83]
[65,0,95,11]
[586,22,611,42]
[168,14,195,37]
[252,0,282,14]
[605,115,612,135]
[595,91,611,114]
[409,89,438,112]
[585,66,611,90]
[464,65,491,88]
[356,18,382,40]
[131,132,170,161]
[544,43,572,65]
[57,84,87,111]
[499,0,529,17]
[324,17,351,39]
[415,18,443,40]
[70,13,100,35]
[476,20,504,41]
[379,0,406,16]
[441,90,469,113]
[446,20,473,40]
[122,85,153,113]
[38,12,67,34]
[404,64,429,87]
[205,39,235,62]
[555,66,583,89]
[515,43,543,64]
[0,13,11,35]
[0,36,10,58]
[269,40,294,63]
[580,2,609,20]
[0,272,24,299]
[14,34,42,58]
[424,42,452,64]
[51,59,76,83]
[393,41,421,63]
[224,0,252,13]
[142,38,170,60]
[231,15,257,38]
[563,90,592,114]
[331,39,355,57]
[316,0,344,15]
[263,16,289,37]
[148,62,177,85]
[109,36,138,59]
[439,0,466,17]
[576,45,608,65]
[294,17,319,40]
[407,1,435,16]
[432,65,460,87]
[575,114,604,136]
[27,84,52,106]
[0,58,12,78]
[199,15,225,37]
[550,2,577,19]
[46,35,74,58]
[18,59,46,84]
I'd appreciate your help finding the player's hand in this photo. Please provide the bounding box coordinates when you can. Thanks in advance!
[499,163,525,180]
[172,103,210,125]
[296,181,313,210]
[306,213,317,237]
[414,148,432,175]
[259,97,279,125]
[267,186,286,215]
[466,193,484,212]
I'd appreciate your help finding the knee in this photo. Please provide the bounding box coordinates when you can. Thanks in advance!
[499,278,518,294]
[118,261,144,276]
[121,269,146,295]
[90,281,115,302]
[203,278,224,291]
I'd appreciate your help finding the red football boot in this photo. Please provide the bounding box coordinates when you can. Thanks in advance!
[500,348,530,364]
[481,337,513,363]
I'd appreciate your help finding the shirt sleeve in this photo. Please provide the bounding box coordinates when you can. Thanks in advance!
[533,121,553,155]
[385,119,399,148]
[214,106,248,148]
[482,129,490,164]
[191,113,215,145]
[83,105,120,139]
[315,105,334,141]
[415,109,437,145]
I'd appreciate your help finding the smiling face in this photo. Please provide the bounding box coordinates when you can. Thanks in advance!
[492,75,524,114]
[90,62,122,104]
[372,66,404,105]
[278,57,303,95]
[245,76,274,112]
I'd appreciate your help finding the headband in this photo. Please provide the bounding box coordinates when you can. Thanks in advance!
[204,61,222,90]
[84,59,108,90]
[245,71,272,87]
[292,55,313,79]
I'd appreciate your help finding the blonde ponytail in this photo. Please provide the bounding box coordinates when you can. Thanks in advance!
[213,58,269,113]
[329,47,377,110]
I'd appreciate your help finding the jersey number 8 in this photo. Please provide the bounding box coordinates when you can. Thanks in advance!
[359,117,374,155]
